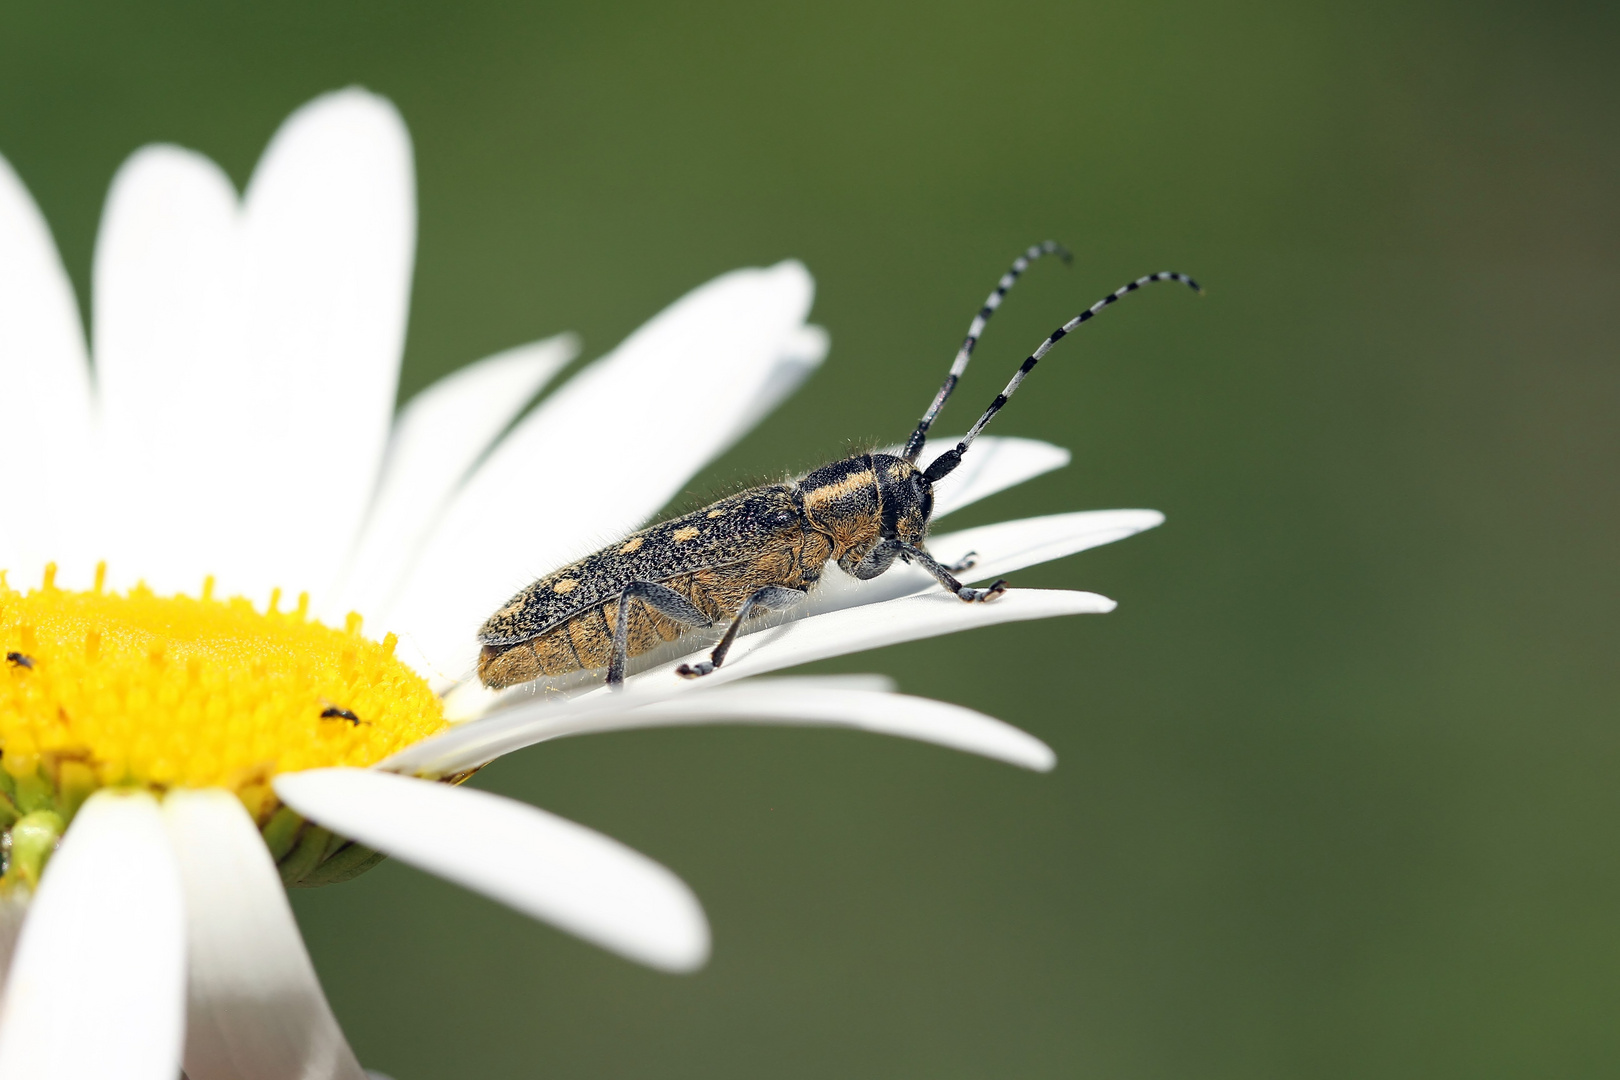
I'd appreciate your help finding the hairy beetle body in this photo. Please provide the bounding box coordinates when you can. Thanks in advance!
[477,454,931,689]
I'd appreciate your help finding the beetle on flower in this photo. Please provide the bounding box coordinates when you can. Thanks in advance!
[0,88,1168,1080]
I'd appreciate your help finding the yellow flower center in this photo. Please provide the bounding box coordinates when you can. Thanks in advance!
[0,564,447,809]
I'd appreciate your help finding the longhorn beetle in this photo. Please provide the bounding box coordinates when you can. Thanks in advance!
[478,243,1201,691]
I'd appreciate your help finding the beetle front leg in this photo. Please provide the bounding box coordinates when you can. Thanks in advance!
[843,538,902,580]
[677,586,806,679]
[899,542,1006,602]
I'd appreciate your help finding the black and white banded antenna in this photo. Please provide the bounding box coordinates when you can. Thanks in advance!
[921,270,1204,484]
[901,240,1072,463]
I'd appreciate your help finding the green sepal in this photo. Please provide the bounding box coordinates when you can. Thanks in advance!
[5,810,65,889]
[0,790,19,830]
[262,806,304,862]
[292,841,388,888]
[12,772,52,815]
[276,823,330,888]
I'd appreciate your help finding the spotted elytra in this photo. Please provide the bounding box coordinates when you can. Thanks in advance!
[477,243,1202,690]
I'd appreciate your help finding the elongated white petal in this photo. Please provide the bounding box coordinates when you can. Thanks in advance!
[0,154,93,582]
[0,791,185,1080]
[930,508,1162,580]
[719,322,829,447]
[273,769,710,972]
[666,586,1114,686]
[388,262,816,677]
[331,334,579,629]
[411,674,874,772]
[487,680,1054,770]
[908,436,1071,519]
[391,589,1109,773]
[93,89,413,604]
[236,88,416,603]
[164,788,367,1080]
[91,143,242,597]
[808,509,1165,614]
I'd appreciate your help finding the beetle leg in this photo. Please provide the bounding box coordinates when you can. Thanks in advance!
[608,581,713,688]
[846,538,902,580]
[677,586,806,679]
[898,542,1006,602]
[943,550,979,574]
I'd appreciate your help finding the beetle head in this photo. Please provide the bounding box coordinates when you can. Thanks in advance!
[872,453,933,546]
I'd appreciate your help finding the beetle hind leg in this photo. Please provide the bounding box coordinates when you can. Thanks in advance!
[608,581,713,688]
[677,586,806,679]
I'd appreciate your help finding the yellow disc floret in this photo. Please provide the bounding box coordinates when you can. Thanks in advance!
[0,564,447,798]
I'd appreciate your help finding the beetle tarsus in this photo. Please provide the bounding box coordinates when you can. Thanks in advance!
[957,579,1007,602]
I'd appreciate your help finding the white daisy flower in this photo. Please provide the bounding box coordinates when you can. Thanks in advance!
[0,88,1162,1079]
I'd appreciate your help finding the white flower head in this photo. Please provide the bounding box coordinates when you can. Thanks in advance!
[0,89,1163,1079]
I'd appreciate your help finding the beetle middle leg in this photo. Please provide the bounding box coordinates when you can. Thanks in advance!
[676,586,807,679]
[608,581,713,687]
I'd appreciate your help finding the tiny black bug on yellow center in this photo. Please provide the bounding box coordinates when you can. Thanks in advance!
[478,243,1201,690]
[320,705,363,726]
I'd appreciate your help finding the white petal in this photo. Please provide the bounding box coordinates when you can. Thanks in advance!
[92,142,244,596]
[236,88,415,602]
[0,791,185,1080]
[485,680,1055,771]
[387,261,816,677]
[0,154,93,582]
[664,586,1114,686]
[390,589,1110,774]
[273,769,710,973]
[808,509,1165,614]
[164,788,367,1080]
[330,334,579,628]
[93,89,414,604]
[907,436,1071,519]
[719,322,829,447]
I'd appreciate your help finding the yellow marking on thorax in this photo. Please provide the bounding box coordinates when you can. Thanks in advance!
[802,469,875,510]
[671,526,700,542]
[552,578,579,594]
[618,537,644,554]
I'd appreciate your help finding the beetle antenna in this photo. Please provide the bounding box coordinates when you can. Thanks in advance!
[922,270,1203,483]
[901,240,1072,463]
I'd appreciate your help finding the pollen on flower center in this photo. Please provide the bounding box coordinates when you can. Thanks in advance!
[0,564,446,805]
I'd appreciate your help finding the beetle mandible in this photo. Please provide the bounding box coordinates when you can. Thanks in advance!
[477,243,1201,690]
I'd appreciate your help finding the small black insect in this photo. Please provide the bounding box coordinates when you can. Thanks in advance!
[5,652,33,670]
[478,242,1201,690]
[320,705,362,725]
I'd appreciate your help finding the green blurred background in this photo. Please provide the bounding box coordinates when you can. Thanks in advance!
[6,1,1618,1076]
